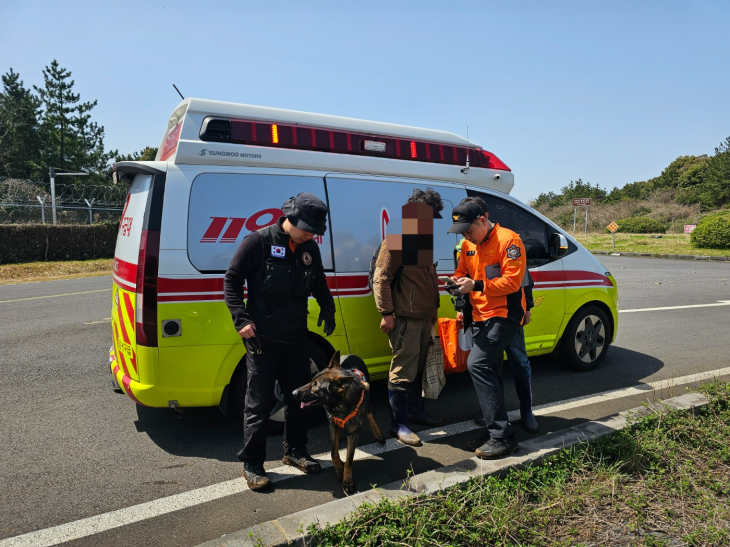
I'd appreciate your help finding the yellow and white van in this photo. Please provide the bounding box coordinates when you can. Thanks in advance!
[109,98,618,418]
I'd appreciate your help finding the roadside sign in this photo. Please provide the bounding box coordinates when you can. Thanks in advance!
[607,222,619,233]
[684,224,697,234]
[572,198,592,207]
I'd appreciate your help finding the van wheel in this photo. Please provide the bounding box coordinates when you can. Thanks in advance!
[232,341,329,431]
[560,305,610,372]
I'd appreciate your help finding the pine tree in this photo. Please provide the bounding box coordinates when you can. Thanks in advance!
[34,60,116,181]
[0,68,42,179]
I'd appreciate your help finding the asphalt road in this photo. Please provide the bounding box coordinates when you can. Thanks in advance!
[1,256,729,546]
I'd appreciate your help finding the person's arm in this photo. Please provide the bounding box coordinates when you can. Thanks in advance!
[224,233,262,333]
[483,237,526,296]
[310,244,335,314]
[524,269,534,310]
[373,242,397,315]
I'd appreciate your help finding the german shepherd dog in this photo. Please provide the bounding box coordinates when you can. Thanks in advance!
[292,351,386,494]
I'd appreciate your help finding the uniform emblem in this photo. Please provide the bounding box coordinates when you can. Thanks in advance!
[302,252,312,265]
[466,250,475,256]
[506,244,521,260]
[532,295,546,308]
[271,245,286,258]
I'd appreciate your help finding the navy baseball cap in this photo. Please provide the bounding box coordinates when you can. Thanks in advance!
[282,193,329,235]
[447,201,485,234]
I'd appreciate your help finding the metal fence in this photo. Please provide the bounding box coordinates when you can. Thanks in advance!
[0,178,124,225]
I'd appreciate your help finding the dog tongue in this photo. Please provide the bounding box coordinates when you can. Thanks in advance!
[300,401,312,409]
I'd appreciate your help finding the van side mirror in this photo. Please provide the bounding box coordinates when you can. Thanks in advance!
[549,233,568,260]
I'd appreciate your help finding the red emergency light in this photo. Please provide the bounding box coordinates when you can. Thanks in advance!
[198,117,511,171]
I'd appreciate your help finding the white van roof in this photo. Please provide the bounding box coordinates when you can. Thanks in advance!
[158,98,515,193]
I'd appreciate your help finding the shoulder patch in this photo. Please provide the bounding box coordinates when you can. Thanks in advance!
[506,244,521,260]
[271,245,286,258]
[466,250,476,256]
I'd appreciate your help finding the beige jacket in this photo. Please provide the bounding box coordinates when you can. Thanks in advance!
[373,241,440,321]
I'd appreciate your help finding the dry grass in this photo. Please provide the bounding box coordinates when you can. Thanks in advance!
[575,233,730,257]
[534,192,703,234]
[0,258,113,285]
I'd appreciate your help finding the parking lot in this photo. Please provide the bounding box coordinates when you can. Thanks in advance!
[1,255,729,547]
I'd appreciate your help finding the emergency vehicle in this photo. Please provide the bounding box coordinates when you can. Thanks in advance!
[109,98,618,421]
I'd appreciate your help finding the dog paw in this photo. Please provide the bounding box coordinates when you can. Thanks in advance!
[342,479,355,494]
[334,467,344,481]
[376,436,386,446]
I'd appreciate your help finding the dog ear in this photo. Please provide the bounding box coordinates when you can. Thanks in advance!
[328,350,341,369]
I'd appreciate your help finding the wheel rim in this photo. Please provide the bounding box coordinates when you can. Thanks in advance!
[574,314,606,364]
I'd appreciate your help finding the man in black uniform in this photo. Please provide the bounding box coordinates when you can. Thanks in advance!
[224,192,336,491]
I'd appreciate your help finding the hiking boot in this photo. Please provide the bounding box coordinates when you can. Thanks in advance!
[474,436,519,460]
[243,462,271,491]
[389,389,422,446]
[466,434,489,451]
[282,447,321,474]
[407,374,443,427]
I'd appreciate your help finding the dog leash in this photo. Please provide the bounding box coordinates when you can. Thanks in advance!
[333,369,367,429]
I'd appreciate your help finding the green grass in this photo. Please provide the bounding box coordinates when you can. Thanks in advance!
[306,382,730,546]
[0,258,113,285]
[576,232,730,257]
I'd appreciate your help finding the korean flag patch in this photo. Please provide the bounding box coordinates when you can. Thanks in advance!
[271,245,286,258]
[506,244,521,260]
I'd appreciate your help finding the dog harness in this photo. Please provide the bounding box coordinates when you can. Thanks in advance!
[333,369,366,429]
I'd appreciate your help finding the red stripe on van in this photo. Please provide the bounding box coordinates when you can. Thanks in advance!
[158,277,225,293]
[113,258,137,287]
[122,292,135,327]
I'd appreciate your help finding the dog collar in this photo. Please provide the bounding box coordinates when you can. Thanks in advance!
[332,369,367,429]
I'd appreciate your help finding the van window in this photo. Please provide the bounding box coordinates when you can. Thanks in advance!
[467,189,550,262]
[326,177,465,272]
[188,173,333,272]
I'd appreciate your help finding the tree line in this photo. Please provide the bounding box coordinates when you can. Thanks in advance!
[0,60,156,187]
[533,138,730,212]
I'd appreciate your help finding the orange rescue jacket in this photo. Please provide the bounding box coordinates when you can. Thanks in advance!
[454,223,526,324]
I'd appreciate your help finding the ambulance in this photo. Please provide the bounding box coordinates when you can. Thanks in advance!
[109,98,618,420]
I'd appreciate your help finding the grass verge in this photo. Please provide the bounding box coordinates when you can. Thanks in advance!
[0,258,113,285]
[575,233,730,257]
[308,382,730,547]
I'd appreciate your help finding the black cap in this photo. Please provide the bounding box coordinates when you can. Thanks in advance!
[447,201,485,234]
[281,192,329,236]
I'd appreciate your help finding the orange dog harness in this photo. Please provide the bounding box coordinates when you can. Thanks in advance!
[332,369,366,429]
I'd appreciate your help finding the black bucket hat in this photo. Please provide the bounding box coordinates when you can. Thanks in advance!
[281,192,329,236]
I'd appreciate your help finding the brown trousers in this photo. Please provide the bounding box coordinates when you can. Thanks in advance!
[387,317,433,389]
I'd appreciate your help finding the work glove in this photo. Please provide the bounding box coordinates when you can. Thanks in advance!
[317,311,336,336]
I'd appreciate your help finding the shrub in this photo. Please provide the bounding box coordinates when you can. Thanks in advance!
[691,210,730,249]
[608,217,667,234]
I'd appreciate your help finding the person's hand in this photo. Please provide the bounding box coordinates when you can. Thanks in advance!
[522,310,532,326]
[318,311,336,336]
[380,315,395,334]
[456,312,463,321]
[238,323,256,339]
[455,277,475,294]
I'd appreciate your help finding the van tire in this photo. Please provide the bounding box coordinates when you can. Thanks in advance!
[231,340,329,432]
[560,305,610,372]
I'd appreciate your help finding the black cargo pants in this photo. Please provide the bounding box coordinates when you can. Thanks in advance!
[467,318,520,440]
[237,334,312,464]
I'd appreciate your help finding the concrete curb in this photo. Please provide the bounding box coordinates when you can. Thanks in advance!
[196,392,710,547]
[590,249,730,261]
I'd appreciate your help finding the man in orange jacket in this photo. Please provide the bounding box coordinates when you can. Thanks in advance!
[449,199,527,459]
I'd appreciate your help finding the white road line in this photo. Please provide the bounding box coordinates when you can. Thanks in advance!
[3,366,730,547]
[0,288,111,304]
[620,300,730,313]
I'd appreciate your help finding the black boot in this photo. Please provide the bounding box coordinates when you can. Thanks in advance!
[243,462,271,491]
[513,376,538,433]
[388,388,422,446]
[407,374,443,426]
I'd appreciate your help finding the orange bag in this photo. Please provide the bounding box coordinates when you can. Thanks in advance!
[437,317,470,374]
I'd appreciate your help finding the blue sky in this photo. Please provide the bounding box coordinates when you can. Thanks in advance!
[1,1,729,203]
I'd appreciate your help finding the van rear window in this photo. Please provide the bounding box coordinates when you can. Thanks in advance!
[188,174,333,272]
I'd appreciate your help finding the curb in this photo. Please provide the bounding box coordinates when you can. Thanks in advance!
[195,392,710,547]
[590,250,730,261]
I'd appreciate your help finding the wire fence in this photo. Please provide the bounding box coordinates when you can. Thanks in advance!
[0,177,125,225]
